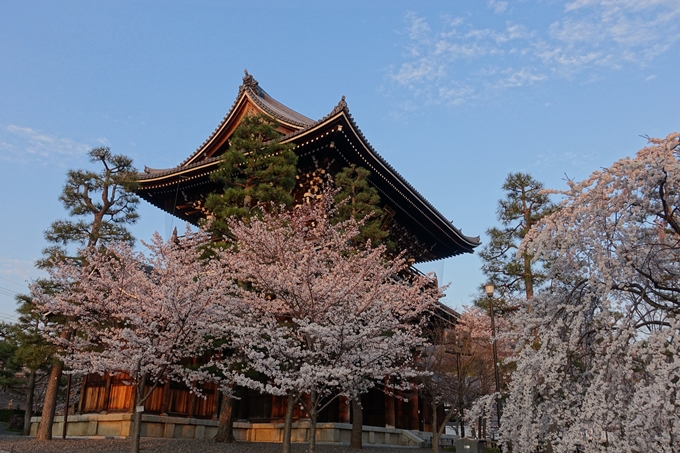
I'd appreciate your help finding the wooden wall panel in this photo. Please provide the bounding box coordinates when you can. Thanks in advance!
[82,385,106,413]
[145,386,165,413]
[194,385,216,419]
[108,383,133,411]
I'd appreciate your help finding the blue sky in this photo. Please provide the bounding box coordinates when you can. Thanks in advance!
[1,0,678,321]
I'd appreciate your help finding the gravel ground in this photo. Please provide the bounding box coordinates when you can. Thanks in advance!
[0,437,425,453]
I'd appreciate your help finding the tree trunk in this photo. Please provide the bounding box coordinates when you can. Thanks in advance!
[215,390,235,443]
[283,393,296,453]
[37,328,71,440]
[307,405,317,453]
[23,369,36,436]
[523,251,534,300]
[350,397,363,449]
[432,401,440,453]
[36,361,63,440]
[130,378,146,453]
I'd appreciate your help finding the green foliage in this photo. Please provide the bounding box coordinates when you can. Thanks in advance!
[0,324,20,388]
[332,165,390,249]
[0,409,23,423]
[8,294,55,371]
[37,147,139,268]
[476,172,557,307]
[205,113,298,236]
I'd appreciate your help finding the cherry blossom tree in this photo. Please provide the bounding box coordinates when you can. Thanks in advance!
[502,133,680,453]
[422,306,512,452]
[32,229,237,453]
[36,146,139,441]
[213,194,440,453]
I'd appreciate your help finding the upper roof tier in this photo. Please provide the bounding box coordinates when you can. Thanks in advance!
[137,71,480,262]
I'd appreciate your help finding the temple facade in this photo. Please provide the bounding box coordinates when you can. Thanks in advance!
[76,72,479,435]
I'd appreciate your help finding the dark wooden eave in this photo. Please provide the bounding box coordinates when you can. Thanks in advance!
[137,73,480,262]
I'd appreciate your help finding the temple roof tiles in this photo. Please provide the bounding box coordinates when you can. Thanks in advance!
[136,72,480,260]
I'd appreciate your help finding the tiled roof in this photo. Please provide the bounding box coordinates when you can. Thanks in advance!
[243,72,315,128]
[316,101,481,250]
[137,73,480,253]
[139,72,336,180]
[141,156,222,179]
[174,71,312,169]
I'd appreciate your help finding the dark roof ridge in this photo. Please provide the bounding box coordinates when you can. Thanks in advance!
[176,84,248,168]
[138,75,479,249]
[332,102,481,248]
[242,72,314,128]
[275,95,348,143]
[175,71,312,169]
[139,156,222,180]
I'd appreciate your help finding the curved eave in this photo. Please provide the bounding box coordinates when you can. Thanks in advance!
[137,89,479,260]
[139,157,221,187]
[434,301,461,325]
[340,109,480,253]
[279,108,480,255]
[179,80,314,169]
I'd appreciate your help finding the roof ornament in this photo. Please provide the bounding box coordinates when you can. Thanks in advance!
[331,95,348,115]
[143,165,163,174]
[243,69,258,88]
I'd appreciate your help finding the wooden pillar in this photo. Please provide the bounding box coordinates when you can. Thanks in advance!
[129,380,137,413]
[338,395,350,423]
[422,400,433,432]
[385,391,395,428]
[77,375,88,414]
[271,395,286,421]
[212,387,221,421]
[409,388,419,431]
[103,374,113,413]
[264,394,273,421]
[161,381,171,416]
[298,393,311,419]
[188,384,196,418]
[395,390,403,429]
[237,387,249,420]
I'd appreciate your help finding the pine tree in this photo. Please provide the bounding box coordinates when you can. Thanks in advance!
[0,324,20,389]
[36,146,139,441]
[203,113,298,440]
[476,172,556,307]
[37,147,139,267]
[205,113,297,236]
[332,164,390,249]
[5,294,54,434]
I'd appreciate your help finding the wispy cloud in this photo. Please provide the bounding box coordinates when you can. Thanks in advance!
[532,149,599,173]
[0,257,37,285]
[549,0,680,66]
[389,1,680,108]
[0,256,41,321]
[488,0,509,14]
[0,125,91,164]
